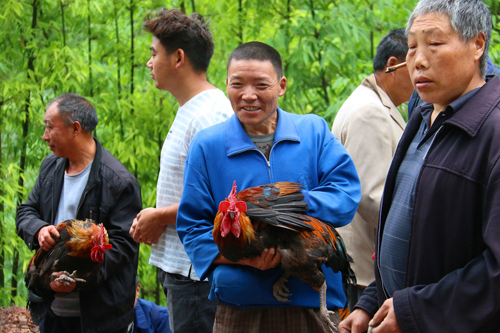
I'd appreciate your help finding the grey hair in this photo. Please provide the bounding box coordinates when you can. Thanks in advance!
[48,93,98,132]
[406,0,491,77]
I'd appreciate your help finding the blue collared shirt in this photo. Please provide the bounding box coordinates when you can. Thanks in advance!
[380,87,481,296]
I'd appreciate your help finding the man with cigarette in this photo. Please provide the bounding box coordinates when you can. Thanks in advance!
[339,0,500,332]
[331,28,412,311]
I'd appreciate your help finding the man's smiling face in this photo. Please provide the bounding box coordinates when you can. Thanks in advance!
[226,59,286,135]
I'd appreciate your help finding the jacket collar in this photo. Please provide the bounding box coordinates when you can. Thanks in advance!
[362,74,406,130]
[224,107,300,156]
[444,75,500,137]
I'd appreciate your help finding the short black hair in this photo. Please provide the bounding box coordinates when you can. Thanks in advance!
[373,28,408,72]
[143,8,214,73]
[47,93,98,132]
[227,41,283,79]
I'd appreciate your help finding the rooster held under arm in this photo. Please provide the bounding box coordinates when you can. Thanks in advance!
[25,219,112,324]
[213,181,356,332]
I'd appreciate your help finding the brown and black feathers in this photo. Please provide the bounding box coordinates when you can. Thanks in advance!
[213,181,356,293]
[25,219,112,324]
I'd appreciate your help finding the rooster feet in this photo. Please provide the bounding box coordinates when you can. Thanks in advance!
[50,270,87,292]
[52,270,86,286]
[319,281,338,332]
[273,273,292,302]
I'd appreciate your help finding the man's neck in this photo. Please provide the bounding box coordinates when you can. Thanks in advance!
[171,72,216,106]
[67,136,96,175]
[374,71,401,107]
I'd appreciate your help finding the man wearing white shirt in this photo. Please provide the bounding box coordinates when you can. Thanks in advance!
[129,8,233,333]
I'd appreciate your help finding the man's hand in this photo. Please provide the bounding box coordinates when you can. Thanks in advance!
[339,308,372,333]
[37,225,60,251]
[49,271,86,293]
[129,206,175,245]
[368,298,401,333]
[238,247,281,270]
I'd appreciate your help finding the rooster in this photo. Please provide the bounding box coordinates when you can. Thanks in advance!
[213,181,355,332]
[25,219,112,324]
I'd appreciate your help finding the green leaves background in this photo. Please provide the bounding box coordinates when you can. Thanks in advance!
[1,0,499,306]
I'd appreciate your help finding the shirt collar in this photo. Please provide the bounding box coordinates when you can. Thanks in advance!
[224,107,300,156]
[419,87,482,129]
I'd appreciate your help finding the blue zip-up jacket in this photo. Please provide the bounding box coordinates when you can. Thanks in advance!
[177,108,360,309]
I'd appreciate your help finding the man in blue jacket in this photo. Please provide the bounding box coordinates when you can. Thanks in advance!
[340,0,500,332]
[176,42,360,332]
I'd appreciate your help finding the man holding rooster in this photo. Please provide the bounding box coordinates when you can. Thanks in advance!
[16,93,142,333]
[177,42,361,332]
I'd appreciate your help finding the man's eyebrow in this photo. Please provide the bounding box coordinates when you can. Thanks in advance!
[150,46,155,52]
[408,27,444,36]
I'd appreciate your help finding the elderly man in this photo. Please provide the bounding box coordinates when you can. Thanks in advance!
[339,0,500,332]
[17,93,142,333]
[176,42,360,332]
[129,8,232,333]
[332,28,411,311]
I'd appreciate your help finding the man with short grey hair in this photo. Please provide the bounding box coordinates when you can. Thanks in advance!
[17,93,141,333]
[339,0,500,332]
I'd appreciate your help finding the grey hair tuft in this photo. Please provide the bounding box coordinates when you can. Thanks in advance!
[48,93,98,132]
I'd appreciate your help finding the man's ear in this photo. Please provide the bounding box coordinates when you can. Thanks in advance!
[472,32,486,62]
[278,76,287,97]
[174,48,185,69]
[72,121,82,136]
[386,56,399,69]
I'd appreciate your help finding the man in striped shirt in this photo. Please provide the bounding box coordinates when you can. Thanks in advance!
[129,8,233,333]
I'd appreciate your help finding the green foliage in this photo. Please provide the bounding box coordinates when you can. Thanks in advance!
[1,0,499,308]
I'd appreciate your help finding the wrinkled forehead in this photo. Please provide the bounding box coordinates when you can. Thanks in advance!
[227,59,279,80]
[44,103,61,124]
[407,12,455,38]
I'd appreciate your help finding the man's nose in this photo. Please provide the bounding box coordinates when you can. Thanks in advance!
[241,86,257,101]
[412,47,429,70]
[42,129,49,141]
[146,58,153,69]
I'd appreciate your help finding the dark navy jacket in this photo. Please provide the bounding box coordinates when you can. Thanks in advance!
[357,76,500,332]
[16,138,142,333]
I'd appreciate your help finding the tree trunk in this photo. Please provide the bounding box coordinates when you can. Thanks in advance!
[88,0,93,97]
[12,0,39,303]
[60,0,66,47]
[238,0,243,45]
[113,0,124,138]
[129,0,134,115]
[0,100,4,290]
[309,0,329,106]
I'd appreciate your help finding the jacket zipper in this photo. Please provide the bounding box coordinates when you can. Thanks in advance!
[76,183,97,220]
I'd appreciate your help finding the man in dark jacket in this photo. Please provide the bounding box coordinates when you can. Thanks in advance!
[16,93,142,333]
[339,0,500,332]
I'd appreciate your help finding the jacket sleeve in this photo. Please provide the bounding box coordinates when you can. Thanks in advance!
[99,176,142,282]
[305,119,361,228]
[393,157,500,332]
[176,141,221,281]
[16,157,53,250]
[337,104,396,229]
[354,279,379,316]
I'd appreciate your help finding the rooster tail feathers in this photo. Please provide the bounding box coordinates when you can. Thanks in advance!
[27,290,52,326]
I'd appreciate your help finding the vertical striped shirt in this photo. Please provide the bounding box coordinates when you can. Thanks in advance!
[149,88,233,280]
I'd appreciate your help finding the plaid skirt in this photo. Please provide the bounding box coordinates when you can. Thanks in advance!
[213,304,341,333]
